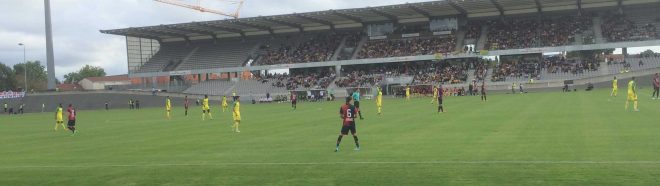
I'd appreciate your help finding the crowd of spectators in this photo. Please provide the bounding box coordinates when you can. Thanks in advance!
[602,13,658,42]
[485,15,595,49]
[490,55,600,82]
[491,59,541,82]
[486,19,539,50]
[334,71,383,88]
[543,56,599,75]
[262,71,336,90]
[602,13,637,42]
[410,61,468,85]
[336,33,363,61]
[539,15,592,47]
[332,60,487,87]
[464,22,481,39]
[358,36,456,59]
[258,33,343,65]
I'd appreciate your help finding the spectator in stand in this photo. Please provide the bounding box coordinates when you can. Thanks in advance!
[358,36,456,59]
[485,19,539,50]
[464,22,481,40]
[601,12,658,42]
[265,70,336,90]
[258,33,346,65]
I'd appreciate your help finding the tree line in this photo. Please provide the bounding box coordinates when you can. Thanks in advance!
[0,61,105,91]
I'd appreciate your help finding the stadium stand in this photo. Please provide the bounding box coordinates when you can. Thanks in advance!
[175,39,258,70]
[336,32,363,61]
[183,80,234,96]
[485,19,539,50]
[256,33,345,65]
[97,0,660,100]
[358,36,456,59]
[265,71,335,90]
[602,7,660,42]
[138,42,194,73]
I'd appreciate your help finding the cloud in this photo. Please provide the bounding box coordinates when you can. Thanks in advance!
[1,0,431,80]
[3,0,656,81]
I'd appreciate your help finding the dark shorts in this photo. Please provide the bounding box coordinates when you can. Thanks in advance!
[438,98,443,104]
[292,100,297,104]
[655,87,659,90]
[67,120,76,126]
[340,123,357,135]
[354,101,360,108]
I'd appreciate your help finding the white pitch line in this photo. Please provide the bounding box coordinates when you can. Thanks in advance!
[3,161,660,169]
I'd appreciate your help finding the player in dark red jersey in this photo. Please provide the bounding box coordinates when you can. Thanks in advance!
[290,92,297,110]
[184,96,190,116]
[437,85,444,113]
[336,97,360,152]
[481,81,487,102]
[67,104,77,136]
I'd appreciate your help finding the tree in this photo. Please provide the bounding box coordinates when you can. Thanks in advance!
[640,49,656,57]
[0,62,17,91]
[63,72,81,84]
[13,61,47,91]
[64,65,106,83]
[78,65,106,79]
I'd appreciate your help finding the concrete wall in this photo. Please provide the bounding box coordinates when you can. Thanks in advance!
[80,79,132,90]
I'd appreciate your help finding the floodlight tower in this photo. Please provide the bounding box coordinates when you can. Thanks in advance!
[44,0,56,90]
[154,0,245,19]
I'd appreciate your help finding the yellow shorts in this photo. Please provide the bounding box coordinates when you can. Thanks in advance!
[56,118,63,122]
[627,93,637,101]
[203,106,210,110]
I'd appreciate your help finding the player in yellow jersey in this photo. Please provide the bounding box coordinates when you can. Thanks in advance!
[611,76,618,97]
[165,96,172,119]
[376,86,383,115]
[405,85,411,101]
[430,85,438,104]
[625,77,639,111]
[232,96,241,132]
[54,104,66,131]
[222,95,228,112]
[202,95,213,120]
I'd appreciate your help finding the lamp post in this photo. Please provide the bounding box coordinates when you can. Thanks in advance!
[18,43,27,91]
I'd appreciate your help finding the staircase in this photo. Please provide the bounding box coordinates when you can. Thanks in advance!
[455,29,466,52]
[247,41,263,58]
[222,82,237,96]
[324,76,340,93]
[164,46,199,71]
[476,25,489,51]
[593,16,605,44]
[351,36,368,60]
[573,33,583,45]
[330,36,348,61]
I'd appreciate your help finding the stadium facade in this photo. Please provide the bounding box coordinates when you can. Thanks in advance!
[100,0,660,97]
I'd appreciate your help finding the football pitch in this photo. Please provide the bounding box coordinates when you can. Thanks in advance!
[2,89,660,185]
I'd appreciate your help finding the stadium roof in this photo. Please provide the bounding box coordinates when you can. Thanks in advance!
[101,0,650,40]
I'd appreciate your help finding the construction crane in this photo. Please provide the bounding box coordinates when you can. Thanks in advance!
[154,0,244,19]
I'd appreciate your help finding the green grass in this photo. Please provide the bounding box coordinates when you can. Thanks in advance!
[2,90,660,185]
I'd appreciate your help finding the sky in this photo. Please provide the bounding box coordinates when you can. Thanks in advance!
[0,0,658,80]
[0,0,431,80]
